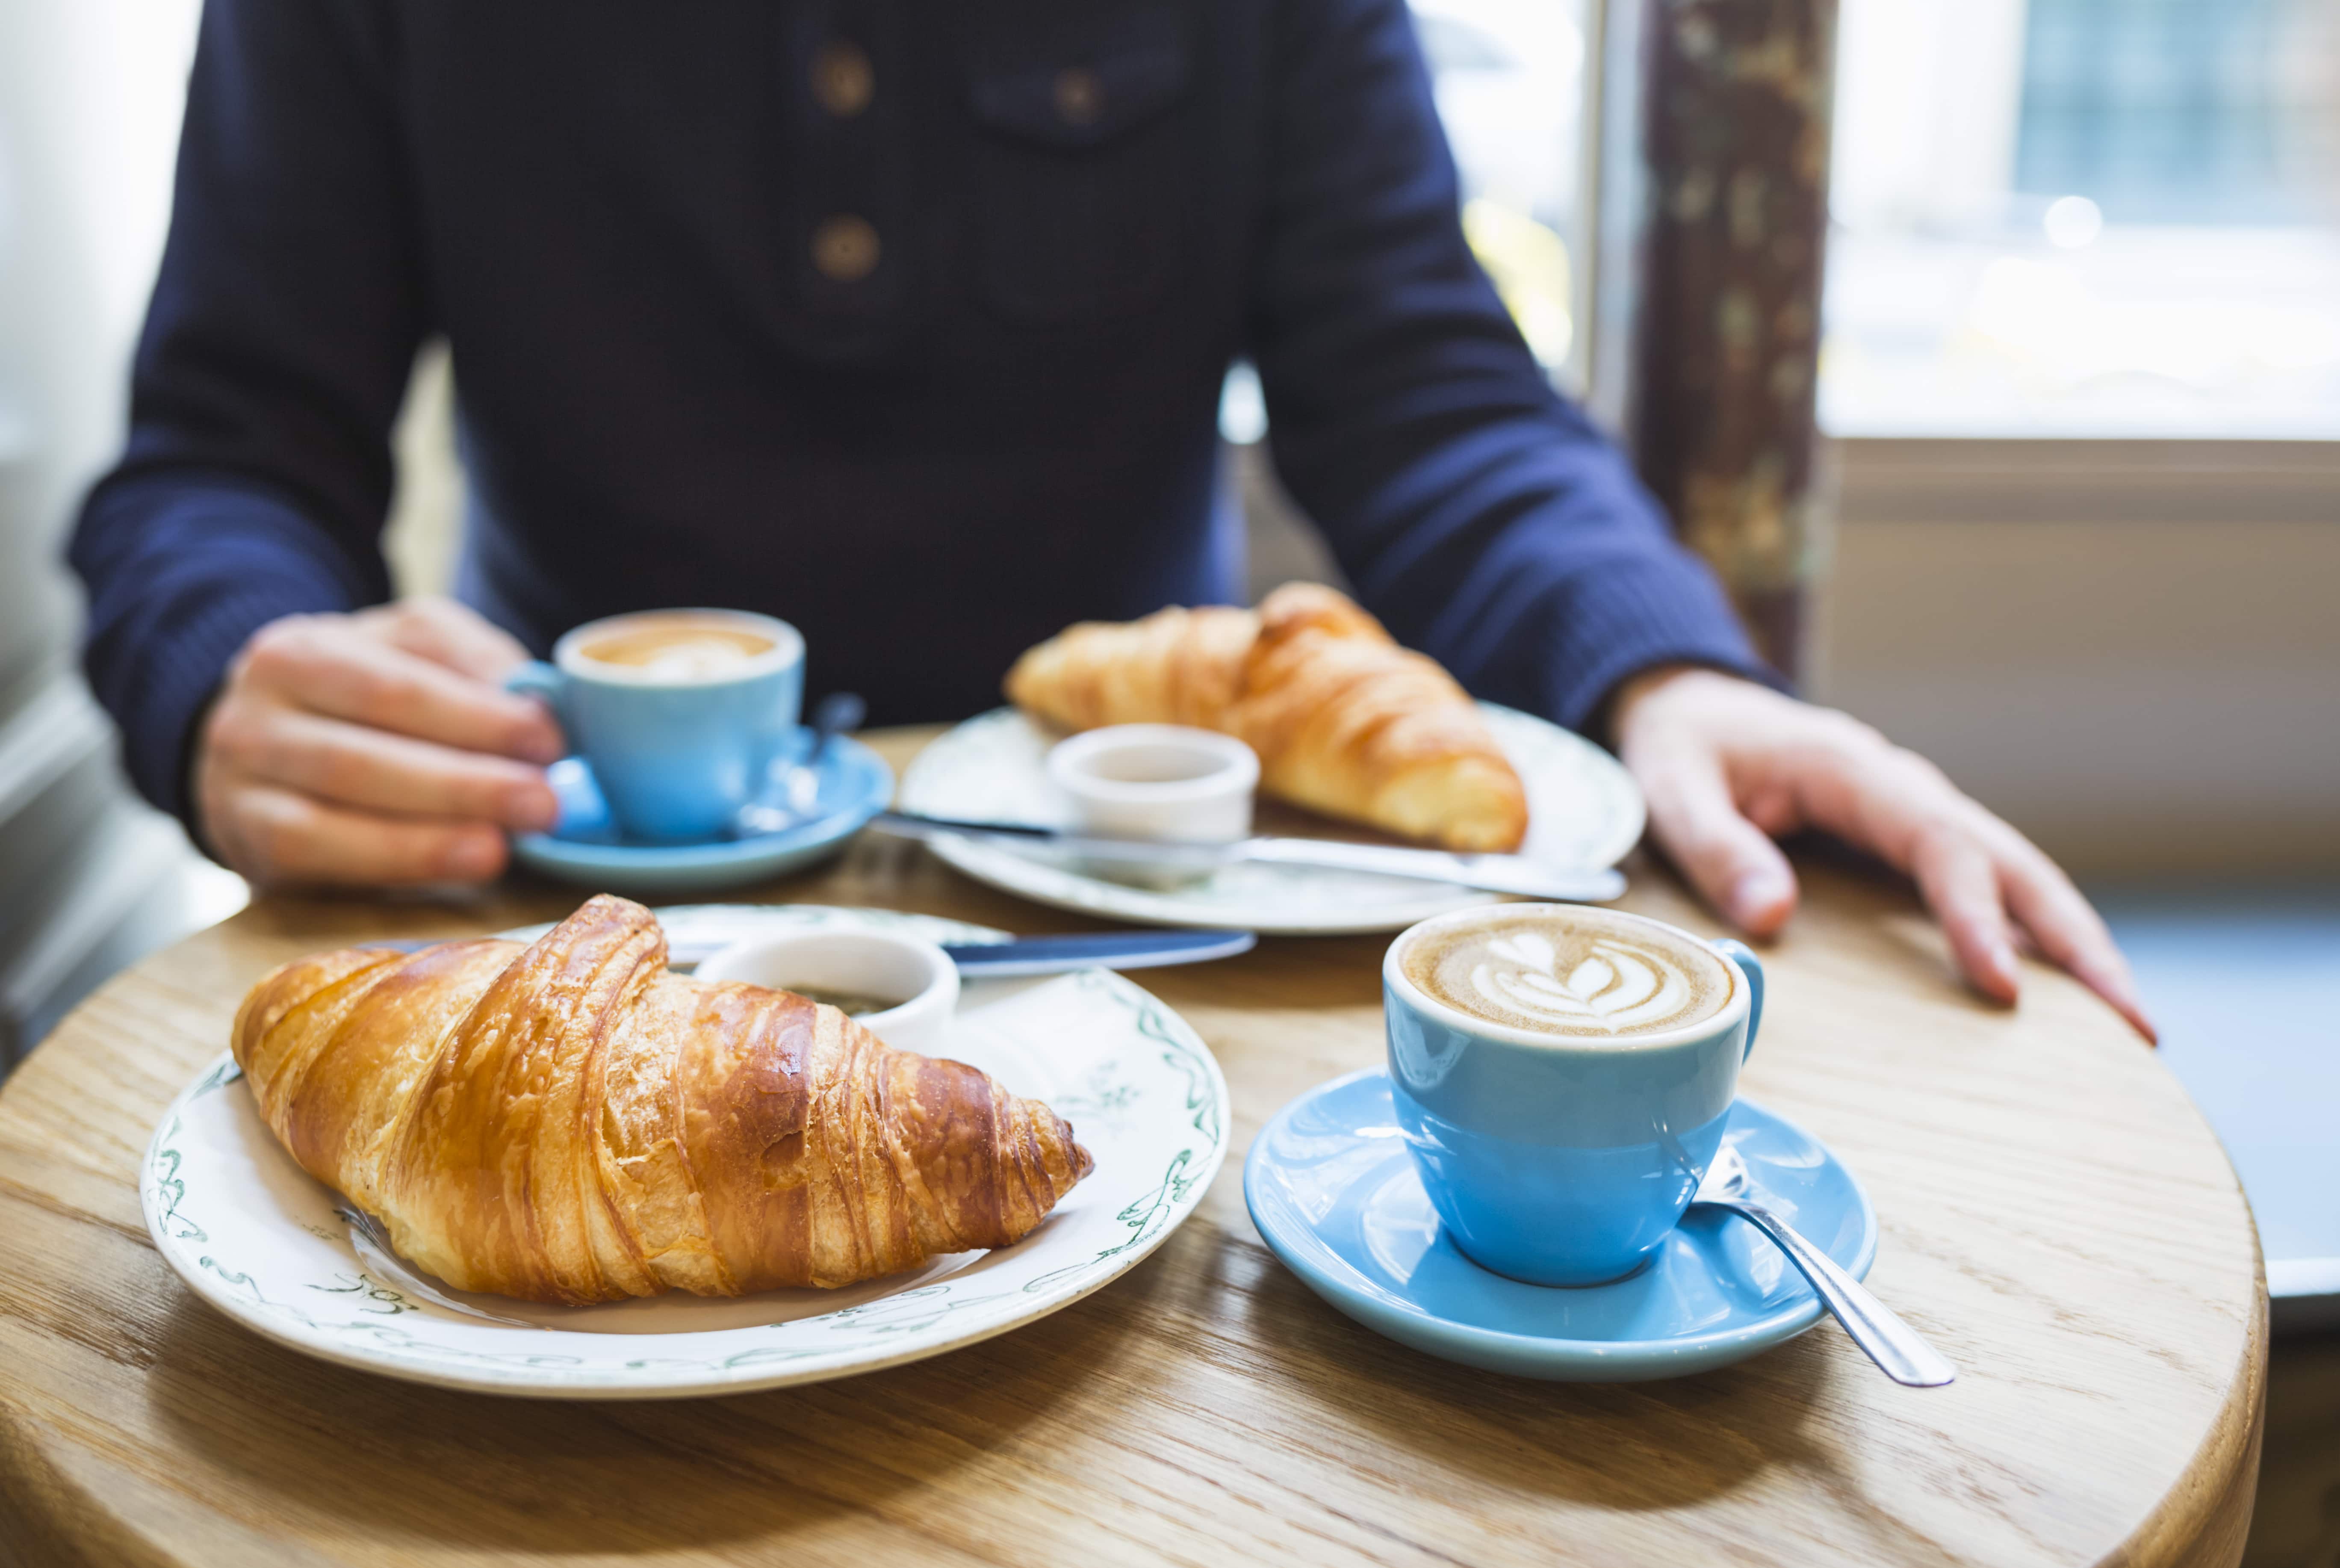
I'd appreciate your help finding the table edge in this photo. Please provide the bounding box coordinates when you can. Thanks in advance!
[2098,1231,2270,1568]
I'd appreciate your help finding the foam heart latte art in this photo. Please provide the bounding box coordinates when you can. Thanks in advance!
[1399,909,1734,1039]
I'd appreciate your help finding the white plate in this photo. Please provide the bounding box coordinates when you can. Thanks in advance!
[898,705,1646,934]
[493,901,1010,954]
[140,909,1228,1400]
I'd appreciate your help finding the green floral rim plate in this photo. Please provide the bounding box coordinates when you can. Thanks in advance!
[898,705,1646,934]
[139,906,1229,1399]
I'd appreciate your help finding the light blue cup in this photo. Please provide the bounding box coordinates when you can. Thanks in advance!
[506,610,803,845]
[1384,904,1765,1287]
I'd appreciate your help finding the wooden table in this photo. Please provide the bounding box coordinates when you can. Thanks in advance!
[0,730,2266,1567]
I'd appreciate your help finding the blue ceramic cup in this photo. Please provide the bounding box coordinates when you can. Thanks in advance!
[1383,904,1765,1287]
[506,610,803,844]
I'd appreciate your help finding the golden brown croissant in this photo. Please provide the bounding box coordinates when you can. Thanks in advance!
[1005,582,1530,852]
[230,895,1092,1305]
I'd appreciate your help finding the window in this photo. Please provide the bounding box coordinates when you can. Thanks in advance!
[2016,0,2319,225]
[1223,0,1595,449]
[1822,0,2340,437]
[1411,0,1593,387]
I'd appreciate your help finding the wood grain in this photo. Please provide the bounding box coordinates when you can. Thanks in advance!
[0,729,2266,1567]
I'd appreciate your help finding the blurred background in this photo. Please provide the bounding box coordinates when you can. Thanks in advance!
[0,1,2334,1558]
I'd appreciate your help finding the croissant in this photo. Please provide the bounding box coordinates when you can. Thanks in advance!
[1005,582,1529,851]
[230,895,1092,1305]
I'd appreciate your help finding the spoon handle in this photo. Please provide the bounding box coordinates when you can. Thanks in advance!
[1697,1198,1957,1387]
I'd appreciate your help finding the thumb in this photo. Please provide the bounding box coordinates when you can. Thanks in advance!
[1640,750,1800,936]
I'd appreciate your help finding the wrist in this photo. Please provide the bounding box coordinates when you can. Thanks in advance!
[1607,664,1782,760]
[1593,662,1704,750]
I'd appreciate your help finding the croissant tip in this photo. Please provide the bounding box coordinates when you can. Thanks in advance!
[1036,1103,1094,1194]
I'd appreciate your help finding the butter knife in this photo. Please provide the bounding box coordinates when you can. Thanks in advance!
[873,811,1626,903]
[366,928,1257,974]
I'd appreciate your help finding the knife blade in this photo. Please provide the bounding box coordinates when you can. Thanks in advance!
[942,929,1255,975]
[363,927,1257,974]
[873,811,1626,904]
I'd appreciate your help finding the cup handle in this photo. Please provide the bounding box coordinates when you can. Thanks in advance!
[504,660,567,731]
[1711,939,1764,1062]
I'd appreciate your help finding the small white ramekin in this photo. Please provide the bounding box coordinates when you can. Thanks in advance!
[694,930,959,1056]
[1045,724,1259,841]
[1044,724,1260,889]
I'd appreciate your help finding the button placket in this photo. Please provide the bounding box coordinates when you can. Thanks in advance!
[811,215,881,282]
[787,0,907,339]
[962,3,1196,325]
[811,40,874,118]
[1052,66,1104,128]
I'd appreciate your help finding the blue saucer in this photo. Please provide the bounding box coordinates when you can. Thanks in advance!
[510,733,894,897]
[1245,1069,1877,1381]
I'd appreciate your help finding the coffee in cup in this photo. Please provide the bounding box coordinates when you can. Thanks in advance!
[507,609,804,844]
[1398,909,1733,1039]
[1384,904,1763,1286]
[575,619,780,682]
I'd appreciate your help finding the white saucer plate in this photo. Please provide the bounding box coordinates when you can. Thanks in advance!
[897,705,1645,934]
[140,907,1228,1400]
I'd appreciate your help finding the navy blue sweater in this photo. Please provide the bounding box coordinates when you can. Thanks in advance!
[72,0,1768,825]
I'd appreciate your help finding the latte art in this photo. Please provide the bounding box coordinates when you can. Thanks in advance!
[609,637,764,682]
[576,620,779,684]
[1401,910,1732,1039]
[1469,930,1697,1034]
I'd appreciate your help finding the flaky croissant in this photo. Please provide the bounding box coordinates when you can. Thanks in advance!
[1005,582,1529,852]
[231,895,1092,1305]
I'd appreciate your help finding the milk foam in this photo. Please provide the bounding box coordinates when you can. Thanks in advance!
[577,621,776,683]
[1403,913,1730,1039]
[1467,929,1696,1033]
[631,639,761,682]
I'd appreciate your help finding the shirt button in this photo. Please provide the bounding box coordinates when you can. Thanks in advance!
[811,215,881,282]
[810,41,874,118]
[1053,67,1104,128]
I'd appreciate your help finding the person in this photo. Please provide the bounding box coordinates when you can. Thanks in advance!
[69,0,2151,1039]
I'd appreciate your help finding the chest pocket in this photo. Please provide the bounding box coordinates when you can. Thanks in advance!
[965,3,1194,325]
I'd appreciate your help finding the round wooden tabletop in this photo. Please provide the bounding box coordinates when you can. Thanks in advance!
[0,729,2265,1567]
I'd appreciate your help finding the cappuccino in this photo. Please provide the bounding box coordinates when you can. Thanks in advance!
[578,618,778,683]
[1400,908,1732,1038]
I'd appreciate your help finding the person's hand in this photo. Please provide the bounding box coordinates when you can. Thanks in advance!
[1610,665,2154,1041]
[195,597,564,888]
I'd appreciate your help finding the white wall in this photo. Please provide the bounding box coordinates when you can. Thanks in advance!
[1831,0,2030,233]
[1813,440,2340,875]
[0,0,202,695]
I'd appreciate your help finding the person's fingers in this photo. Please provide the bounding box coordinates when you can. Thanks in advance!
[1803,737,2158,1035]
[1809,735,2018,1007]
[208,705,556,830]
[1638,743,1800,936]
[211,780,509,888]
[1998,847,2158,1042]
[1739,781,1803,838]
[363,596,535,682]
[1618,678,2157,1039]
[1906,821,2021,1005]
[1813,735,2155,1037]
[1778,720,1942,857]
[239,617,563,763]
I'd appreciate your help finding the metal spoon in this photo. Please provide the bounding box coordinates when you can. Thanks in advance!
[737,691,866,836]
[791,691,865,812]
[1691,1144,1956,1387]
